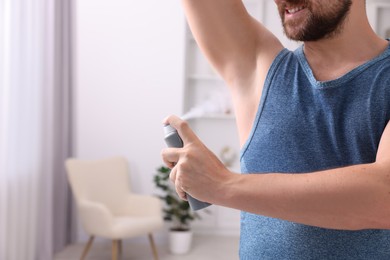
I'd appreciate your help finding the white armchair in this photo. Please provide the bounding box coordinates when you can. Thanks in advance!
[65,157,163,260]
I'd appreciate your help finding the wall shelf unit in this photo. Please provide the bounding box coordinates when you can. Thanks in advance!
[367,1,390,38]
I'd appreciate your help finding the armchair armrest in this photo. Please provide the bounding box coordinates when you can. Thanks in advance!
[78,199,114,236]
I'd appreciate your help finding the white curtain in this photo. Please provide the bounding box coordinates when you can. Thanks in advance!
[0,0,73,259]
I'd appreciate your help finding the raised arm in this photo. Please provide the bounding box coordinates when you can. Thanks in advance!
[182,0,283,143]
[182,0,281,81]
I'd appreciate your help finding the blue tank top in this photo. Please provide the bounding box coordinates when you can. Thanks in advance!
[239,43,390,259]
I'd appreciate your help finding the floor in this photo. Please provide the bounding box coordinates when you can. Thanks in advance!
[54,235,240,260]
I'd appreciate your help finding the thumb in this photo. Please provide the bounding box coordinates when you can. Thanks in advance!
[163,115,199,145]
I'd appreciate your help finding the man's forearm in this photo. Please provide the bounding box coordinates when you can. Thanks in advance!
[216,162,390,230]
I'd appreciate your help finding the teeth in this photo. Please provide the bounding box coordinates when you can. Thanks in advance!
[287,6,304,14]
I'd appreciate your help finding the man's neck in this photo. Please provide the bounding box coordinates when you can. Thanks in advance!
[304,34,387,80]
[301,0,388,81]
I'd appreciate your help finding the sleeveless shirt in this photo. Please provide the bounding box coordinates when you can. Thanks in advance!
[239,43,390,259]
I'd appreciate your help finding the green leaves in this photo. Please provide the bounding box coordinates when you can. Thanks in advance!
[153,166,200,230]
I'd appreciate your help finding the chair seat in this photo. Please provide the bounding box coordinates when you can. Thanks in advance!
[99,216,163,239]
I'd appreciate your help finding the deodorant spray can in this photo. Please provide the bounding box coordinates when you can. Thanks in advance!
[163,124,211,211]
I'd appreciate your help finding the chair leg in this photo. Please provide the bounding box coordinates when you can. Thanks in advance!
[80,236,94,260]
[148,233,159,260]
[118,240,123,258]
[112,240,119,260]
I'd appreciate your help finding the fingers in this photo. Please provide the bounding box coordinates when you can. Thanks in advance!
[169,166,177,183]
[161,147,181,169]
[162,114,197,202]
[169,166,188,201]
[176,184,188,201]
[163,115,199,145]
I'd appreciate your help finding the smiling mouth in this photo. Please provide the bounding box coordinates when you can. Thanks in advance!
[286,6,305,14]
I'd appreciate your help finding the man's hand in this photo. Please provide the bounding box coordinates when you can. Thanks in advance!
[161,115,234,203]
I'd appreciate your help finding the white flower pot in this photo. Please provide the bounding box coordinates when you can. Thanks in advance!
[169,230,193,255]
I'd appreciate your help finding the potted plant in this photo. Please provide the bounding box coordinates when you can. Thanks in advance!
[153,166,200,254]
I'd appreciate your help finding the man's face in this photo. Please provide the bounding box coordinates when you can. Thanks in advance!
[274,0,353,41]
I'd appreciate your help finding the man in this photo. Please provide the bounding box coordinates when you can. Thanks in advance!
[161,0,390,258]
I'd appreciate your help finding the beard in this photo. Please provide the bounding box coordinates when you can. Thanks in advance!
[279,0,352,41]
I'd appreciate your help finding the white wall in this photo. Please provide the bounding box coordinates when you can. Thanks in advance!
[73,0,186,240]
[73,0,185,190]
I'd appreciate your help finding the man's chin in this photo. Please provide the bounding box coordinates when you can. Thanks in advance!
[283,28,304,42]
